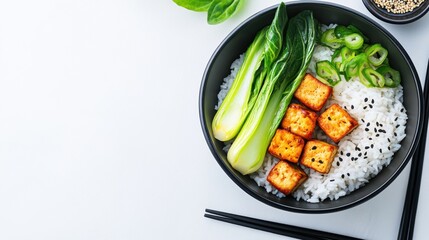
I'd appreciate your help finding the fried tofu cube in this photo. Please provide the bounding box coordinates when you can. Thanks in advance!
[267,160,308,195]
[317,103,359,143]
[268,129,305,163]
[281,103,318,140]
[300,140,338,174]
[294,73,332,111]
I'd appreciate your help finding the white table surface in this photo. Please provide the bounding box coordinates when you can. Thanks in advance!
[0,0,428,239]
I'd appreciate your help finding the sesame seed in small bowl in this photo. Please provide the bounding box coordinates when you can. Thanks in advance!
[362,0,429,24]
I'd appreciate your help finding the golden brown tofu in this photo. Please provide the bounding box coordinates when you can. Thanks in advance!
[267,160,308,195]
[294,73,332,111]
[268,129,305,163]
[317,103,359,143]
[300,140,338,174]
[281,103,318,140]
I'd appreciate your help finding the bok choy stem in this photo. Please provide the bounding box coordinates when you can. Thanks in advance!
[212,3,288,141]
[227,10,317,175]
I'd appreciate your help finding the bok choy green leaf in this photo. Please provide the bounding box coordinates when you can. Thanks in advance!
[207,0,242,25]
[227,10,317,175]
[212,3,288,141]
[172,0,213,12]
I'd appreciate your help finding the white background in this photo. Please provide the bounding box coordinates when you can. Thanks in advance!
[0,0,428,239]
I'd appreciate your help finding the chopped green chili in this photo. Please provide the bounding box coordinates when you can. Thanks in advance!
[377,66,401,87]
[365,43,388,67]
[316,60,341,86]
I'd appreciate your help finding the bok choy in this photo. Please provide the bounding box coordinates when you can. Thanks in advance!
[227,10,317,175]
[212,3,288,141]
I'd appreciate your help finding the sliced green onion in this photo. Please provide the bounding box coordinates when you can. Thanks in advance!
[344,33,364,50]
[334,25,354,38]
[331,48,341,61]
[358,72,374,87]
[338,47,358,73]
[377,66,401,87]
[362,68,385,87]
[365,43,388,67]
[347,25,369,42]
[316,60,341,86]
[340,46,356,60]
[321,28,343,49]
[344,53,367,80]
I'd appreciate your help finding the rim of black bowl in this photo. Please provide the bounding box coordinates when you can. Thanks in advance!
[199,1,424,213]
[362,0,429,24]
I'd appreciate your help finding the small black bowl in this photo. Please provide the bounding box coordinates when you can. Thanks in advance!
[199,1,423,213]
[362,0,429,24]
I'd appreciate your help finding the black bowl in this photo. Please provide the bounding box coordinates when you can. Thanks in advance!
[199,1,423,213]
[362,0,429,24]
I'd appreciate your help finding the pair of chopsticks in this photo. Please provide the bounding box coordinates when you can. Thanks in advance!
[204,208,363,240]
[398,59,429,239]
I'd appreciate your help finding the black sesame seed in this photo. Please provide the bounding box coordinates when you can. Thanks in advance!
[365,128,369,131]
[328,116,332,120]
[374,127,377,132]
[336,162,340,166]
[339,157,343,162]
[376,134,380,137]
[369,104,373,108]
[388,138,391,142]
[365,152,368,156]
[401,108,404,112]
[312,146,317,150]
[371,99,375,104]
[371,144,374,148]
[396,124,400,128]
[365,146,370,149]
[351,105,354,109]
[367,122,370,127]
[346,153,351,157]
[395,117,398,121]
[341,174,345,178]
[363,106,368,110]
[361,118,365,123]
[330,179,335,182]
[388,146,391,151]
[380,123,383,127]
[379,149,382,153]
[347,173,350,176]
[394,133,398,137]
[358,153,362,157]
[341,151,344,155]
[344,106,347,109]
[311,158,315,162]
[364,97,368,102]
[319,160,324,164]
[369,137,373,140]
[376,122,379,127]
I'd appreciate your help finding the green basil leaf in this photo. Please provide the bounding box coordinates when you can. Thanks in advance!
[207,0,241,25]
[173,0,213,12]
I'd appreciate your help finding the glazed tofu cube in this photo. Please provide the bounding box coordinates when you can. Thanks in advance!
[294,73,332,111]
[281,103,318,140]
[267,160,308,195]
[268,129,305,163]
[300,140,338,174]
[317,103,359,143]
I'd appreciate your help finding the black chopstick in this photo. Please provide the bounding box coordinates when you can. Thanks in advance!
[398,59,429,240]
[204,208,363,240]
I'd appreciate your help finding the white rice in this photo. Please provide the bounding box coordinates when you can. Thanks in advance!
[216,34,407,203]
